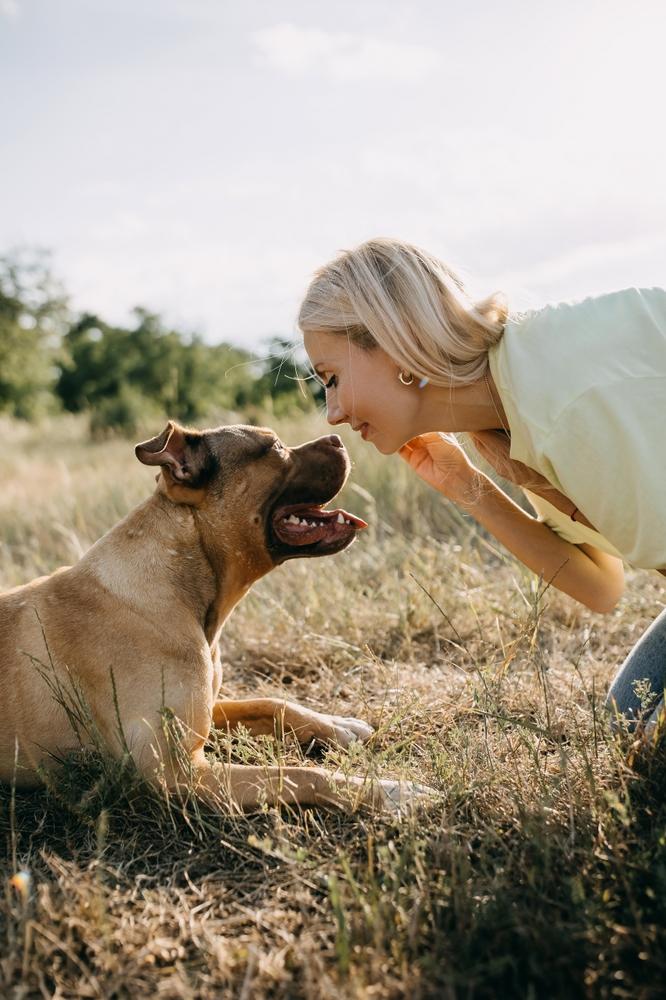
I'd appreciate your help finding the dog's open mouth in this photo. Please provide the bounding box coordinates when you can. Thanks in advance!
[272,502,368,548]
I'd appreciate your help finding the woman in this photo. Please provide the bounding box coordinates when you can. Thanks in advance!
[298,238,666,734]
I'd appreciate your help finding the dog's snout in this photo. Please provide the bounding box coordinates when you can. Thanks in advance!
[327,434,344,449]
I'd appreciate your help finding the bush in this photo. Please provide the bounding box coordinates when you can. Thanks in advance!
[88,385,158,440]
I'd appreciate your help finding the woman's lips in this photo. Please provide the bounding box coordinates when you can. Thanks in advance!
[359,423,370,440]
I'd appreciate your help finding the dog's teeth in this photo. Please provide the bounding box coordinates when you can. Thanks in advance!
[337,513,345,524]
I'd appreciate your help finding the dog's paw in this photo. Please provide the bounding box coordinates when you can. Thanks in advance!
[318,713,374,748]
[374,778,440,815]
[327,773,441,814]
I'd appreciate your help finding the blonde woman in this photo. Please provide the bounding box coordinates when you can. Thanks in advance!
[298,238,666,734]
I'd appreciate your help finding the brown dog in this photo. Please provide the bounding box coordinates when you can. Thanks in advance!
[0,422,424,813]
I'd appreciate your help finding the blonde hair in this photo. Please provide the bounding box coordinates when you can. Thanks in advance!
[298,237,508,386]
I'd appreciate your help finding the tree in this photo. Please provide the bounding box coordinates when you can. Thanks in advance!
[0,248,69,418]
[1,246,320,430]
[56,307,269,431]
[249,337,321,415]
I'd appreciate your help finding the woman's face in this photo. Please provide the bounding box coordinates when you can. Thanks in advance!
[303,330,420,454]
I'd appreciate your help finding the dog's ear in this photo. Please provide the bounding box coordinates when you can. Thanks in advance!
[135,421,214,489]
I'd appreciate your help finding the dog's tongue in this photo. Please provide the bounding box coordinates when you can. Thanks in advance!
[274,504,368,546]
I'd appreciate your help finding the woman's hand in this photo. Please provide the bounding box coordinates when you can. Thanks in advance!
[398,432,479,502]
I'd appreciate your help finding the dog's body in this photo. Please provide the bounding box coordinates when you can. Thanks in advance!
[1,422,412,811]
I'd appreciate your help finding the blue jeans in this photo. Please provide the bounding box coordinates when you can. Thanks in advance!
[606,605,666,732]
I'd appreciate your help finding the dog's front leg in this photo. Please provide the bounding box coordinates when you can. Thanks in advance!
[212,698,374,748]
[128,733,435,815]
[190,755,345,811]
[176,752,426,815]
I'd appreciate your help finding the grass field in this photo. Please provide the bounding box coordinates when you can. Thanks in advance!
[1,412,665,999]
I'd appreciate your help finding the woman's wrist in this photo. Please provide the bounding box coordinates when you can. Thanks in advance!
[446,467,495,510]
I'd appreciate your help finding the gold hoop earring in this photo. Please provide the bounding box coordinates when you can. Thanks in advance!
[398,370,414,386]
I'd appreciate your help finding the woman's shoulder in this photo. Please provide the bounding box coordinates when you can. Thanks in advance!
[506,286,666,336]
[488,283,666,453]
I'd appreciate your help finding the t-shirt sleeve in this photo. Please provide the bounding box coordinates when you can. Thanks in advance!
[540,378,666,568]
[522,490,624,559]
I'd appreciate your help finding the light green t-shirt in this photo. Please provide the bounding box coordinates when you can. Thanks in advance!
[487,287,666,569]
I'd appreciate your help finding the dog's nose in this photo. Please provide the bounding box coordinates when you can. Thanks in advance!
[327,434,344,449]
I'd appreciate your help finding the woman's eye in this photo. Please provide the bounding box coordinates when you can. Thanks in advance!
[324,375,337,390]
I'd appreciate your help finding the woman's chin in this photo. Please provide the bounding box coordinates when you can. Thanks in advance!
[371,437,399,455]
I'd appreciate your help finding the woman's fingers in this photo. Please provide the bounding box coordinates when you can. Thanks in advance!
[403,431,462,455]
[400,434,436,461]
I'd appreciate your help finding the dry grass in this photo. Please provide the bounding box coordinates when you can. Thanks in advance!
[1,413,665,999]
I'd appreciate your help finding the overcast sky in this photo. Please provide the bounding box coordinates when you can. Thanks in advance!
[2,0,665,351]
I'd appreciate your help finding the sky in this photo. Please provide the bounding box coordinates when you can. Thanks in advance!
[2,0,665,351]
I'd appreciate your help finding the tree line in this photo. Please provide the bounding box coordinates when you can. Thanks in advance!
[0,249,319,435]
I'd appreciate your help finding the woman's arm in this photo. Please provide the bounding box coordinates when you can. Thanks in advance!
[457,471,625,613]
[470,430,597,529]
[399,433,625,613]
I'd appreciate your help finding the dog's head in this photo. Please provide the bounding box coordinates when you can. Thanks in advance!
[135,421,367,567]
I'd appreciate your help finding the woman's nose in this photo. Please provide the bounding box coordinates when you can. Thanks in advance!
[326,400,346,426]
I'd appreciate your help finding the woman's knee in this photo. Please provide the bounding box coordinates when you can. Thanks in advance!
[605,606,666,728]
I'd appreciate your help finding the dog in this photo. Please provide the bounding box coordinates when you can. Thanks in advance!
[0,422,426,813]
